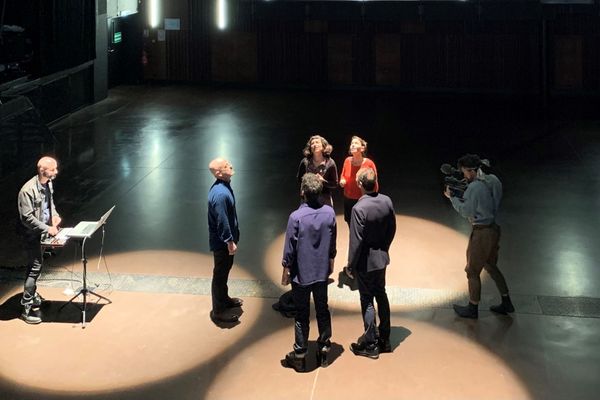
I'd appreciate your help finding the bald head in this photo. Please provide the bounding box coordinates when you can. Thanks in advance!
[37,156,56,169]
[209,158,234,181]
[37,157,58,183]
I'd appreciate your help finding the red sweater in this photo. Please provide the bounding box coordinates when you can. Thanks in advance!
[340,157,378,199]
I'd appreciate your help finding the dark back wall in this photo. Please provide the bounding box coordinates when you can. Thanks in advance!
[142,0,600,97]
[1,0,96,80]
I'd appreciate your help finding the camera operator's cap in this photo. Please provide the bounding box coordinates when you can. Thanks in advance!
[457,153,481,170]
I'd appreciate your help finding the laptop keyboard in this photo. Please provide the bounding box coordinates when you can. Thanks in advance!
[82,224,97,234]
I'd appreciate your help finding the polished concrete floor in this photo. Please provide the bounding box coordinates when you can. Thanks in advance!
[0,86,599,399]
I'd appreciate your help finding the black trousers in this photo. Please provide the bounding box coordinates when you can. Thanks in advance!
[291,281,331,354]
[343,197,359,225]
[356,267,390,347]
[22,235,43,304]
[212,248,234,313]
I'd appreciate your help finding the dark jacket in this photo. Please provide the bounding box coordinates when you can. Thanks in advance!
[348,192,396,272]
[296,157,338,206]
[208,180,239,251]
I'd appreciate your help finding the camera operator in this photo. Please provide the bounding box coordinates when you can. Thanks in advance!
[443,154,514,319]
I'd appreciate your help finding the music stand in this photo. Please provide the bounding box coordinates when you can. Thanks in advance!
[61,206,115,328]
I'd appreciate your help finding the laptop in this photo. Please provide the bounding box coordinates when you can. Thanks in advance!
[67,206,116,239]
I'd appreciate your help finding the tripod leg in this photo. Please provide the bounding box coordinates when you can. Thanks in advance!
[87,289,112,304]
[59,290,83,311]
[82,290,87,328]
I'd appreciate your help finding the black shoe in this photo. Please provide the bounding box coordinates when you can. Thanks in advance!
[21,307,42,325]
[490,296,515,315]
[453,303,478,319]
[32,293,45,307]
[350,342,379,359]
[378,338,392,353]
[210,310,238,323]
[284,351,306,372]
[317,345,330,368]
[225,297,243,308]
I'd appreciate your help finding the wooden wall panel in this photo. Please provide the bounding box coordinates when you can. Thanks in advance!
[554,35,583,89]
[257,21,327,85]
[212,32,257,82]
[376,34,401,86]
[583,35,600,91]
[166,30,191,81]
[189,0,212,82]
[139,1,600,95]
[328,34,353,85]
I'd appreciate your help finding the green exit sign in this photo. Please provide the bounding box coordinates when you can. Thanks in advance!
[113,31,122,43]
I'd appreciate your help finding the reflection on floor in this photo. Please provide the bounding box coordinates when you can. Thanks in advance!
[0,86,599,399]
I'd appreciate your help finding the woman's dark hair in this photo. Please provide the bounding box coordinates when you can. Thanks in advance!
[457,154,481,170]
[303,135,332,158]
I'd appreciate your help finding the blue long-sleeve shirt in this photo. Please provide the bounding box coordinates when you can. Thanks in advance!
[208,180,239,251]
[282,202,337,286]
[450,173,502,225]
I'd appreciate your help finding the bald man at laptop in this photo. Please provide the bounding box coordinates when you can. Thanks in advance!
[17,156,61,324]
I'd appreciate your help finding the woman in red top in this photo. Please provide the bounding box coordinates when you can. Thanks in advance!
[339,135,378,278]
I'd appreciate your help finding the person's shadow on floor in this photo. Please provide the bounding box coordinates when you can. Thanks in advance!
[211,307,244,329]
[0,293,106,324]
[388,326,412,352]
[281,341,344,372]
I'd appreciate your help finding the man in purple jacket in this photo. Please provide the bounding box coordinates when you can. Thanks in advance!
[281,173,337,372]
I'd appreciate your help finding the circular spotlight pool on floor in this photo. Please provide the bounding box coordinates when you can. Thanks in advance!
[263,215,472,310]
[0,250,261,395]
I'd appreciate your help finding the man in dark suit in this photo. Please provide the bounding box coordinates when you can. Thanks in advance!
[348,167,396,359]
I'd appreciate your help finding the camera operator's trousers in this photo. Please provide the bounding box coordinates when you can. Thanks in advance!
[465,223,509,302]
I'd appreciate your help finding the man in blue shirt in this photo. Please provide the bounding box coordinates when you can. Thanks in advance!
[208,158,242,323]
[444,154,514,319]
[281,173,337,372]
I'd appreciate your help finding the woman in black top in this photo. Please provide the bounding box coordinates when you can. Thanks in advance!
[296,135,338,207]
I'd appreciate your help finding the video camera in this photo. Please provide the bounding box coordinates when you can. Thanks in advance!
[440,163,468,198]
[441,158,491,198]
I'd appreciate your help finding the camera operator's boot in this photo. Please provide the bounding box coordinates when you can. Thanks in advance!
[490,294,515,315]
[453,302,478,319]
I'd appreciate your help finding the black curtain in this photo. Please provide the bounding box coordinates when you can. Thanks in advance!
[2,0,95,79]
[37,0,96,76]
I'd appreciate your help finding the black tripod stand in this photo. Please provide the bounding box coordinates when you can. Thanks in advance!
[61,227,112,328]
